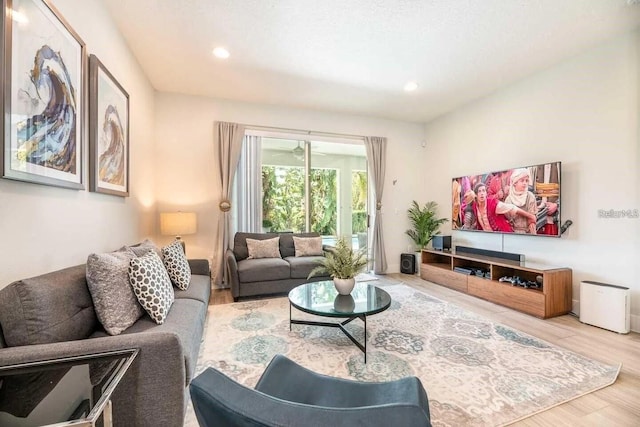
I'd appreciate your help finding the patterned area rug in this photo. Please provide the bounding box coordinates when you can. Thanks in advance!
[355,272,380,282]
[185,280,620,426]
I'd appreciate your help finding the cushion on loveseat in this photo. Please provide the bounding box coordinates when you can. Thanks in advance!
[0,265,98,347]
[238,258,291,283]
[285,256,326,279]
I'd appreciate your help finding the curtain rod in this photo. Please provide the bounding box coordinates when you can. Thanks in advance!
[242,124,365,141]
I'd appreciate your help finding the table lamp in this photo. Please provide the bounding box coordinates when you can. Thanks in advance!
[160,212,197,252]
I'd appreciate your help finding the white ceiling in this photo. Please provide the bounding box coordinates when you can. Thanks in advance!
[103,0,640,123]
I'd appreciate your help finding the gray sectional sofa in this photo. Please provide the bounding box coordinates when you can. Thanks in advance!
[226,232,332,301]
[0,251,211,427]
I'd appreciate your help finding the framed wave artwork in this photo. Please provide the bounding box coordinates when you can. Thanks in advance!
[88,54,129,197]
[1,0,85,189]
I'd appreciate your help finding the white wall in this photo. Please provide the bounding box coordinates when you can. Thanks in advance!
[154,94,426,278]
[0,0,156,287]
[423,30,640,329]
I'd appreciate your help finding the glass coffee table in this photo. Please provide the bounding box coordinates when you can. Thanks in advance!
[288,280,391,363]
[0,348,137,427]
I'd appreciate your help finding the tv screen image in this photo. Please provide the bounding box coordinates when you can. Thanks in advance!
[452,161,561,237]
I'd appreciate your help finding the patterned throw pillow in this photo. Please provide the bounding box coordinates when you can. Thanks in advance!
[292,236,323,257]
[86,246,144,335]
[128,251,174,324]
[246,237,281,259]
[162,240,192,290]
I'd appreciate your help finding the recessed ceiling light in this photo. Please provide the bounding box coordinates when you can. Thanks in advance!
[212,47,230,59]
[404,81,418,92]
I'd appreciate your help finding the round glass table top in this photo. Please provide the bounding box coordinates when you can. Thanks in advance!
[288,280,391,318]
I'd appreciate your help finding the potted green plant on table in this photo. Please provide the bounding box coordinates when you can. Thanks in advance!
[405,201,448,274]
[308,236,368,295]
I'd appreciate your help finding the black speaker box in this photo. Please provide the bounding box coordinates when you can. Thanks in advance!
[432,235,451,251]
[400,253,416,274]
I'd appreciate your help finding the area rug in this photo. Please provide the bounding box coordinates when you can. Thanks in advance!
[185,280,620,426]
[355,272,379,282]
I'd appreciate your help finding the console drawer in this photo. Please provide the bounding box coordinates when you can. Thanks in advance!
[469,276,545,317]
[421,264,467,292]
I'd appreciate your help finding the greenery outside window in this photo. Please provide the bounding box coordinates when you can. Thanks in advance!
[262,165,338,234]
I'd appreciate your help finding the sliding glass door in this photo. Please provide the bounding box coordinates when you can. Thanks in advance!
[260,137,367,249]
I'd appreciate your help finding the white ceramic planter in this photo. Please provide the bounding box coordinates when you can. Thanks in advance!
[333,295,356,312]
[333,277,356,295]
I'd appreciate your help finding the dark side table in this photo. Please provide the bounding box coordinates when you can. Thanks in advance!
[0,348,137,427]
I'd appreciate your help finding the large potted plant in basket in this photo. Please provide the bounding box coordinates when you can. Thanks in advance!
[405,201,448,273]
[308,236,368,295]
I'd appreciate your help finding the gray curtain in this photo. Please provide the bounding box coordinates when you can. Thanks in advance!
[234,135,263,233]
[214,122,246,286]
[364,136,387,274]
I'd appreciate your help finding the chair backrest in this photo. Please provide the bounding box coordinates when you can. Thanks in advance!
[189,364,432,427]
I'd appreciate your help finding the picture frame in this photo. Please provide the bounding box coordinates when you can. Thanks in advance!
[88,54,129,197]
[1,0,85,189]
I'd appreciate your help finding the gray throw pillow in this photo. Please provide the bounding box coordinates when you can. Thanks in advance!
[129,238,163,259]
[162,240,192,290]
[128,251,174,324]
[86,247,144,335]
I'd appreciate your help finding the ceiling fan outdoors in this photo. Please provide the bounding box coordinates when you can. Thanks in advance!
[292,141,304,160]
[271,140,326,161]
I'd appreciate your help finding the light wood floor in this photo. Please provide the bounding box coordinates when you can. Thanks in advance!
[210,274,640,426]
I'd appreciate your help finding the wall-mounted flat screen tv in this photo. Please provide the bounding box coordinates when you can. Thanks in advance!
[452,161,561,237]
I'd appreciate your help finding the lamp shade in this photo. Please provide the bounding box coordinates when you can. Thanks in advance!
[160,212,197,237]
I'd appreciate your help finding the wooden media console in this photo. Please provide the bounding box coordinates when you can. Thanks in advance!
[420,249,572,319]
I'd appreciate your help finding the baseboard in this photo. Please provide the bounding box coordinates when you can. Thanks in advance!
[631,314,640,333]
[389,262,401,275]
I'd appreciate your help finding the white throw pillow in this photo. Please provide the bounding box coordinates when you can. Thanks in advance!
[162,240,192,290]
[292,236,323,257]
[246,237,281,259]
[128,251,174,324]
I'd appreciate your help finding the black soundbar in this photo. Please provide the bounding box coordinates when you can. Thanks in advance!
[455,246,524,263]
